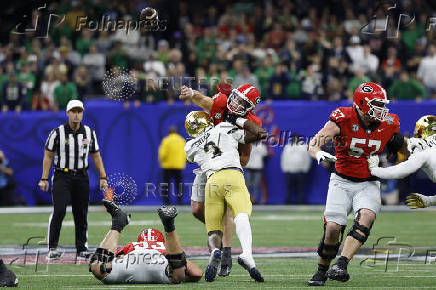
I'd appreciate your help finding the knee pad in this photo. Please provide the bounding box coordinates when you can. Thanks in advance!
[89,248,114,273]
[347,218,371,244]
[317,223,345,260]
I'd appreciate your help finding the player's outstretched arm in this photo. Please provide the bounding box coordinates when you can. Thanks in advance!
[179,85,213,111]
[308,121,340,164]
[368,151,425,180]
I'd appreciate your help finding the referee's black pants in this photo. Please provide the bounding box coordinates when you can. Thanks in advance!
[161,169,183,205]
[49,171,89,253]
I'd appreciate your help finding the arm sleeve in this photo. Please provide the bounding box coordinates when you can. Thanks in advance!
[184,142,195,163]
[90,130,100,153]
[44,129,58,152]
[370,151,426,179]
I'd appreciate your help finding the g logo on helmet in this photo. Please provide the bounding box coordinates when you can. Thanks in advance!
[255,97,261,104]
[361,85,373,93]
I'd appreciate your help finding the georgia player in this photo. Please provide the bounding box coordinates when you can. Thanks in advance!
[89,200,203,284]
[367,115,436,208]
[179,83,262,276]
[307,82,409,286]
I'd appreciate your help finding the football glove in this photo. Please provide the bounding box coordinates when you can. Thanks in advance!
[367,155,380,169]
[406,193,436,209]
[407,138,428,154]
[315,151,337,164]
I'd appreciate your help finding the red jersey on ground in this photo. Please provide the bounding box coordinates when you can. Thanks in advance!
[329,107,400,180]
[116,241,166,256]
[210,93,262,127]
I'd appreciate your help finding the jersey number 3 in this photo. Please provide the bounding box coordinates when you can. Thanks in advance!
[204,141,222,158]
[348,138,381,158]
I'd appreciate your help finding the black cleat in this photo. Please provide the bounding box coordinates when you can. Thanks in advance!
[102,199,130,232]
[0,260,18,287]
[326,263,350,282]
[308,270,327,286]
[237,256,264,282]
[205,249,221,282]
[218,254,232,277]
[157,206,178,233]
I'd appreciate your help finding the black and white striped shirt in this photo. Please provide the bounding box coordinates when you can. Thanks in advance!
[45,123,99,170]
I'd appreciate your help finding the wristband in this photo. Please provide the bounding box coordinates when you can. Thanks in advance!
[236,118,247,128]
[100,176,107,180]
[40,178,48,181]
[188,88,194,98]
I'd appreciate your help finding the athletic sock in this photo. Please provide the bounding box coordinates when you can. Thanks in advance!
[337,256,349,267]
[222,247,232,259]
[318,263,329,273]
[234,213,255,269]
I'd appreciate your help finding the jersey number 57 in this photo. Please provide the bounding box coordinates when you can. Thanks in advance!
[348,138,381,158]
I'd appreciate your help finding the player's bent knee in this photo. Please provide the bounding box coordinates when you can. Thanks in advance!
[166,252,188,284]
[169,267,186,284]
[191,201,205,222]
[358,208,376,224]
[89,248,114,280]
[318,223,345,261]
[347,215,372,244]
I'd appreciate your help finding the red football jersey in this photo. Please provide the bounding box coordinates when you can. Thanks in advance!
[210,93,262,127]
[329,107,400,180]
[116,241,166,256]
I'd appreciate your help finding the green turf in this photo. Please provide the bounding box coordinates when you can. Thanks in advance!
[2,210,436,288]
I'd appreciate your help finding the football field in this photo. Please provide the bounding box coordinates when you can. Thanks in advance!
[1,207,436,289]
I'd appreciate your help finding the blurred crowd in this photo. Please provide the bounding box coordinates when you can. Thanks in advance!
[0,0,435,113]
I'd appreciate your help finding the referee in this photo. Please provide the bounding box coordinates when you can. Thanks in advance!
[38,100,108,260]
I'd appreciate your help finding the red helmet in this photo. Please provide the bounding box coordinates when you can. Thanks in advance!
[137,228,165,243]
[353,82,390,121]
[227,84,261,116]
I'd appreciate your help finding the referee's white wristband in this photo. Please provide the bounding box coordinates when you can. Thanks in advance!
[236,118,247,128]
[189,88,194,98]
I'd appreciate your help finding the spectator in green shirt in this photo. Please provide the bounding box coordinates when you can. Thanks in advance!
[0,67,9,107]
[17,63,36,110]
[389,71,426,100]
[53,73,78,111]
[255,58,274,97]
[75,30,94,56]
[346,68,371,100]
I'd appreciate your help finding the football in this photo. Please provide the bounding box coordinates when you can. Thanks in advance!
[140,7,158,20]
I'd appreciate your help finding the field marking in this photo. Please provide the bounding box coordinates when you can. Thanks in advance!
[12,220,159,227]
[18,273,436,278]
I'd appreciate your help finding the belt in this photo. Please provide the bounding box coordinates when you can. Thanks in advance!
[55,168,87,175]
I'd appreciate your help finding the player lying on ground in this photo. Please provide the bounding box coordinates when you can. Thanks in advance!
[368,115,436,208]
[179,83,263,276]
[184,110,267,282]
[89,200,203,284]
[307,82,409,286]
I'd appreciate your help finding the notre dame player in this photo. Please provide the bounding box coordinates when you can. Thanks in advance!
[368,115,436,207]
